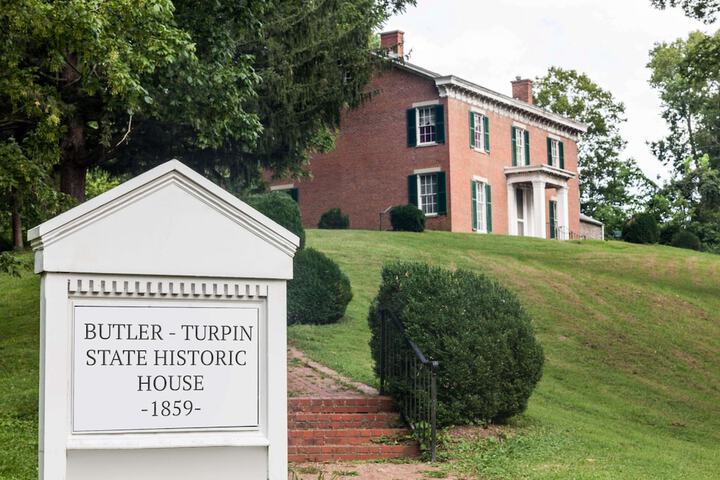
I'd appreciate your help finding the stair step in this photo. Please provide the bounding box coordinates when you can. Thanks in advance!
[289,428,410,446]
[288,397,396,414]
[288,443,419,463]
[288,411,402,429]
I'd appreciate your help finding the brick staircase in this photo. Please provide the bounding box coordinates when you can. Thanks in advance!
[288,396,419,462]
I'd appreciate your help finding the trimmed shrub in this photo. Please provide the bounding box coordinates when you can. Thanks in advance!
[288,248,352,325]
[245,191,305,249]
[318,208,350,229]
[659,223,681,245]
[368,262,544,426]
[389,204,425,232]
[622,213,659,244]
[671,230,701,251]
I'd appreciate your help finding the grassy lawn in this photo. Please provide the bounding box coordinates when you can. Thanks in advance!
[289,229,720,479]
[0,260,39,480]
[1,231,719,479]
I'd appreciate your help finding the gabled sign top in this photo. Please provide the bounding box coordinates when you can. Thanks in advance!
[29,160,300,279]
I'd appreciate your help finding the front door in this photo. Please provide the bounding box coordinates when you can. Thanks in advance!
[549,200,558,239]
[516,189,525,236]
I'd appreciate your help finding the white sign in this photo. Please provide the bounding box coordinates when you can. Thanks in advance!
[73,304,259,433]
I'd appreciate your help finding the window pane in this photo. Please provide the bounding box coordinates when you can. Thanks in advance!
[417,107,436,144]
[419,174,438,214]
[475,182,486,232]
[474,114,483,150]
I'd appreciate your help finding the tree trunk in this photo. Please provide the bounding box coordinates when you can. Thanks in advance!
[60,159,87,203]
[11,189,23,251]
[60,115,88,203]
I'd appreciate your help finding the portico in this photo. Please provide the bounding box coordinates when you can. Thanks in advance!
[505,165,575,240]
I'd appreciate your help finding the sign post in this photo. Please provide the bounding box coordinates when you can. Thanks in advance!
[29,160,299,480]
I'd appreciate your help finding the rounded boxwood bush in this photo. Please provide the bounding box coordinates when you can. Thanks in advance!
[318,208,350,229]
[390,204,425,232]
[368,262,544,426]
[288,248,352,325]
[671,230,701,251]
[245,191,305,249]
[622,213,659,244]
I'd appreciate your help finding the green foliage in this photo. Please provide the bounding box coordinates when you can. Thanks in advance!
[534,67,655,234]
[85,169,123,200]
[389,205,425,232]
[671,229,702,250]
[651,0,720,23]
[368,262,544,426]
[244,191,305,249]
[288,248,352,325]
[648,31,720,250]
[318,208,350,229]
[0,252,26,277]
[110,0,416,193]
[622,213,660,244]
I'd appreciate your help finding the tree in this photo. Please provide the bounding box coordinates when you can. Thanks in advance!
[1,0,263,203]
[651,0,720,23]
[648,31,720,249]
[109,0,416,193]
[534,67,655,234]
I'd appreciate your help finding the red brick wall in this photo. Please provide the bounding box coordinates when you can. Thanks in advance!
[272,68,450,231]
[446,99,580,236]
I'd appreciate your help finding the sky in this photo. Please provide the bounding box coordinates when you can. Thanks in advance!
[385,0,713,182]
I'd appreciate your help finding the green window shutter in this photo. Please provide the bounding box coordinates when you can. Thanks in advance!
[471,181,477,231]
[290,188,299,202]
[436,171,447,215]
[547,137,553,166]
[483,115,490,152]
[485,183,493,233]
[549,200,557,239]
[559,141,565,169]
[524,130,530,165]
[511,127,517,166]
[406,109,416,147]
[469,111,475,149]
[407,175,418,206]
[435,105,445,144]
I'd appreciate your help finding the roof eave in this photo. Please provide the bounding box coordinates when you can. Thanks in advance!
[435,75,589,135]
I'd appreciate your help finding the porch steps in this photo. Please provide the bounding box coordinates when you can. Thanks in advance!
[288,397,419,462]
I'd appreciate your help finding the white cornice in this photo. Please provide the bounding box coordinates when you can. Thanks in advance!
[504,165,576,187]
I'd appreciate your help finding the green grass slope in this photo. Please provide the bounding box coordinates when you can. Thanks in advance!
[290,230,720,479]
[1,232,719,479]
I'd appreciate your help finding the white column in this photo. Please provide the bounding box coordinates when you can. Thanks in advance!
[507,183,517,236]
[558,186,570,240]
[532,181,546,239]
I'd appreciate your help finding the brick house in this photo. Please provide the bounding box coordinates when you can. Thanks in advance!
[271,31,587,239]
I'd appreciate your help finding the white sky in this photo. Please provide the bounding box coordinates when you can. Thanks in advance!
[385,0,712,182]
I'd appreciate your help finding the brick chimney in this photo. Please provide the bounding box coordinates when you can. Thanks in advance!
[511,76,533,104]
[380,30,404,58]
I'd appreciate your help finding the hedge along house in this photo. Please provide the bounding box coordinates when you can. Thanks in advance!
[270,31,588,239]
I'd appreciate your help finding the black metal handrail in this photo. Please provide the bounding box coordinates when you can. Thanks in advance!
[378,309,439,461]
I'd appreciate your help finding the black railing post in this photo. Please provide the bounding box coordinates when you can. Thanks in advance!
[430,361,438,463]
[379,310,386,395]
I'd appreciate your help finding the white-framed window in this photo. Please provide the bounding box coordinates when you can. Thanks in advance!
[418,173,438,215]
[549,138,560,167]
[473,113,486,152]
[474,182,487,232]
[515,127,526,165]
[417,107,437,145]
[547,137,564,169]
[471,180,492,233]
